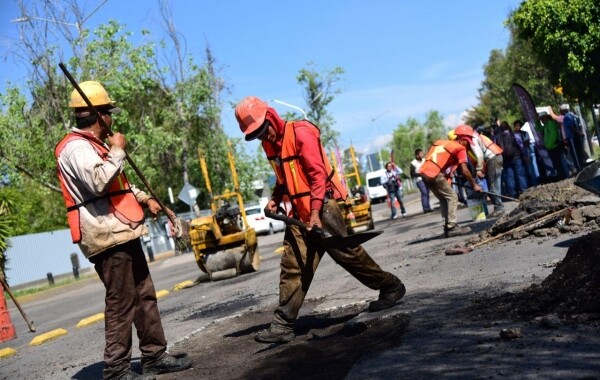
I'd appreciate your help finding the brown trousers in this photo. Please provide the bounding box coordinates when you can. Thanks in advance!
[91,239,167,379]
[273,199,399,328]
[423,174,458,228]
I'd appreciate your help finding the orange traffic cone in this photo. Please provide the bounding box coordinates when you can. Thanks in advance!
[0,280,16,342]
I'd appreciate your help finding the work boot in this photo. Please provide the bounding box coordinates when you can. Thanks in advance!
[369,280,406,312]
[142,353,192,377]
[254,323,295,344]
[445,224,471,238]
[116,370,143,380]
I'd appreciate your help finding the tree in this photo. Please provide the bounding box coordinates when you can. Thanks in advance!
[1,0,233,233]
[390,111,446,176]
[509,0,600,105]
[0,190,16,278]
[296,62,345,149]
[465,26,564,127]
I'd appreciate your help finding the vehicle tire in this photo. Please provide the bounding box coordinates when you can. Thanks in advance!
[268,224,274,235]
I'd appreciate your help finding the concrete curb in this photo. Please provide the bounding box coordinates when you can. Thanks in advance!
[29,328,68,346]
[76,313,104,328]
[156,289,170,299]
[0,347,17,358]
[173,280,195,291]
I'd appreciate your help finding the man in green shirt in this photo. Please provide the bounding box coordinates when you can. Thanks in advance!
[535,109,567,180]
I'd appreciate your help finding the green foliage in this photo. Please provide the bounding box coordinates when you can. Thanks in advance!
[0,190,16,276]
[296,62,345,149]
[509,0,600,104]
[1,6,234,234]
[390,111,446,176]
[465,27,563,127]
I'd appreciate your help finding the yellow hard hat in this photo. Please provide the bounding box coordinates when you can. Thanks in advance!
[68,81,115,108]
[447,129,457,140]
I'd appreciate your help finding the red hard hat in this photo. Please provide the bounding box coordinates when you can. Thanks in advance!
[454,124,475,137]
[235,96,269,140]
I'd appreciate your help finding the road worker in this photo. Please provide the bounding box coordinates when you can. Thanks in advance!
[235,96,405,344]
[420,136,482,237]
[55,81,192,379]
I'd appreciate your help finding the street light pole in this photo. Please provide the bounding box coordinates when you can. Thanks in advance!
[371,109,389,168]
[272,99,308,120]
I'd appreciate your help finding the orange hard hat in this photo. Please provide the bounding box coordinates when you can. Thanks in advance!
[454,124,475,137]
[235,96,269,140]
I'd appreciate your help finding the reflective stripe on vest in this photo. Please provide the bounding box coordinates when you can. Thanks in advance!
[262,121,347,223]
[55,132,144,243]
[420,140,461,178]
[480,134,503,155]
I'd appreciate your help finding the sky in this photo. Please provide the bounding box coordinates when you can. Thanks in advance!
[0,0,522,158]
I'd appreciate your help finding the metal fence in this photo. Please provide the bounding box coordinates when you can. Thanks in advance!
[5,217,176,288]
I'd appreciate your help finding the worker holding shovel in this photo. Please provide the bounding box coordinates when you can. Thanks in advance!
[420,135,483,238]
[236,96,405,344]
[55,81,192,379]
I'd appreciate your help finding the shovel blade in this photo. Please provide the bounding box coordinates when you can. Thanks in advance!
[319,230,383,249]
[575,161,600,196]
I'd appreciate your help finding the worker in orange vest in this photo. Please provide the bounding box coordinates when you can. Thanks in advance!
[420,136,482,237]
[235,96,406,344]
[55,81,192,379]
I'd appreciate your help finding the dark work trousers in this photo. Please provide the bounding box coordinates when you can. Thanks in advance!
[273,199,400,329]
[91,239,167,379]
[416,180,432,212]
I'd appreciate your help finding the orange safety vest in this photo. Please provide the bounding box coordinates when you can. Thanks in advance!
[262,121,347,223]
[55,132,144,243]
[479,134,503,156]
[420,140,467,179]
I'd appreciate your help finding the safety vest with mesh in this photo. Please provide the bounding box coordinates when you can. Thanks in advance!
[262,121,348,223]
[420,140,467,179]
[478,133,503,156]
[55,132,144,243]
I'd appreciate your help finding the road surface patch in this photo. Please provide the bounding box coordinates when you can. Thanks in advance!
[76,313,104,328]
[29,328,68,346]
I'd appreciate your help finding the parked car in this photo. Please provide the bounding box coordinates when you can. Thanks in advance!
[244,204,286,235]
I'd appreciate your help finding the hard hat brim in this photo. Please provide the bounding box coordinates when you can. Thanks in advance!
[245,119,269,141]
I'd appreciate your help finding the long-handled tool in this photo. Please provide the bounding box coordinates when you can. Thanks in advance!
[58,63,189,248]
[265,210,382,249]
[0,274,35,332]
[452,182,519,202]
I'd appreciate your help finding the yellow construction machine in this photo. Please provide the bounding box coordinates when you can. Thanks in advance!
[330,146,375,234]
[188,143,260,281]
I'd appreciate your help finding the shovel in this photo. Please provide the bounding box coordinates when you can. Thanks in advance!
[452,182,519,202]
[264,210,382,249]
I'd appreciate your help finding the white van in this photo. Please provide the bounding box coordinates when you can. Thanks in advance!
[365,169,388,203]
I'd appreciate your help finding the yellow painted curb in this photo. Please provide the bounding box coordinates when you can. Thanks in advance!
[76,313,105,328]
[29,328,68,346]
[0,348,17,358]
[274,246,285,254]
[156,289,169,299]
[173,280,194,291]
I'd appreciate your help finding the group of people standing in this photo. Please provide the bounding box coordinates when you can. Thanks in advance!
[479,104,587,199]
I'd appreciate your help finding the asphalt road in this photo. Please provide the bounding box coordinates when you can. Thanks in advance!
[2,194,598,379]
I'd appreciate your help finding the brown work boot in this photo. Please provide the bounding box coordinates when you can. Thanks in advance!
[142,353,192,378]
[445,224,471,238]
[369,280,406,312]
[254,323,295,344]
